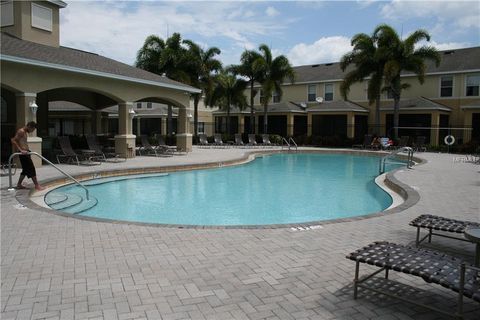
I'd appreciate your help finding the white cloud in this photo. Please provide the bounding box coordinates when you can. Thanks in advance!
[287,36,353,65]
[266,6,279,17]
[381,0,479,30]
[60,1,288,65]
[426,40,471,51]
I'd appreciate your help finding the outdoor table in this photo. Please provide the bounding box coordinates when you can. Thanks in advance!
[464,227,480,267]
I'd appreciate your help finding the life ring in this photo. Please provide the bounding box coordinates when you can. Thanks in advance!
[444,135,455,145]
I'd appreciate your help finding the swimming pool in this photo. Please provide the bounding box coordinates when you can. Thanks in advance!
[45,153,405,226]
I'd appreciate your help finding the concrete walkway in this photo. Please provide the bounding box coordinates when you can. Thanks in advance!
[1,148,479,319]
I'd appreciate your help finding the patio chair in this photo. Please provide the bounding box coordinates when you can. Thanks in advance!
[352,134,372,149]
[56,136,100,165]
[248,134,258,148]
[86,135,126,162]
[234,134,245,147]
[261,134,274,147]
[214,134,227,148]
[198,134,210,148]
[410,214,480,246]
[155,134,178,155]
[396,136,410,149]
[413,136,427,152]
[346,241,480,318]
[138,136,171,157]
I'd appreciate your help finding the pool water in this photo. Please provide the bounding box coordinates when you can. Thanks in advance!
[46,153,404,226]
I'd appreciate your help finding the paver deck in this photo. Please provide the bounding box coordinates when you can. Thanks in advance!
[1,147,479,319]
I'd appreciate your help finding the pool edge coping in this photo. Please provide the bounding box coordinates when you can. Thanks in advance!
[14,149,424,229]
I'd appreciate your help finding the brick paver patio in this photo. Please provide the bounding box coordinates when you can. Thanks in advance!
[1,148,479,319]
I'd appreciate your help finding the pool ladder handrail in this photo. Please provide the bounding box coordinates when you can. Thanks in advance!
[281,137,298,151]
[7,152,90,200]
[379,147,414,174]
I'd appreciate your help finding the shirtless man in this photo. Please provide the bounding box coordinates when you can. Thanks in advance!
[11,121,44,190]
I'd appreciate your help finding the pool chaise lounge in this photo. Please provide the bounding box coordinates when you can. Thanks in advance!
[346,241,480,319]
[410,214,480,246]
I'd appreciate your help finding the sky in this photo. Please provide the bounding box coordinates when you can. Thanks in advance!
[60,0,480,67]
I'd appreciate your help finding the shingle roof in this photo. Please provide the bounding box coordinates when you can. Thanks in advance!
[0,32,199,93]
[213,101,307,115]
[291,47,480,84]
[380,97,452,112]
[307,100,369,113]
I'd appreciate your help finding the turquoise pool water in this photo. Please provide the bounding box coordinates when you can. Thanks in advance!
[45,153,404,226]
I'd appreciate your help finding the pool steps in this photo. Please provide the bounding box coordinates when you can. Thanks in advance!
[45,192,98,214]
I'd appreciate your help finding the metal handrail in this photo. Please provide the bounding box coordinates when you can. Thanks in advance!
[379,147,414,174]
[288,137,298,151]
[281,137,290,150]
[7,152,89,200]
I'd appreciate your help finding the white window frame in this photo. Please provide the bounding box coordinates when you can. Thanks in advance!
[324,83,334,101]
[1,1,14,27]
[465,74,480,97]
[136,102,142,109]
[307,84,316,102]
[31,3,53,32]
[147,102,153,109]
[439,75,454,97]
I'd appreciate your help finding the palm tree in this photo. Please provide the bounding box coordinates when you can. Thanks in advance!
[135,33,191,134]
[183,40,222,137]
[340,33,385,135]
[210,70,248,135]
[373,24,440,139]
[229,50,263,134]
[135,35,165,75]
[255,44,295,134]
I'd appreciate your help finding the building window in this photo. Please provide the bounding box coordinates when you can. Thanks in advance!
[324,83,333,101]
[136,102,142,109]
[466,74,480,96]
[272,91,280,103]
[31,3,53,32]
[259,90,266,105]
[1,1,14,27]
[197,122,205,134]
[307,84,316,102]
[440,76,453,97]
[147,102,153,109]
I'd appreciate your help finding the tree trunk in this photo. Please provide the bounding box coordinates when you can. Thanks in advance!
[193,94,199,137]
[226,96,231,135]
[393,97,400,140]
[167,104,172,135]
[375,94,381,135]
[250,81,255,134]
[263,104,268,134]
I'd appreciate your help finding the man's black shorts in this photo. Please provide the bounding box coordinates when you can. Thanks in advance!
[19,154,36,178]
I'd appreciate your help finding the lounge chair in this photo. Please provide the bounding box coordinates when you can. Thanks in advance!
[410,214,480,246]
[155,135,178,154]
[138,136,171,157]
[347,241,480,318]
[56,136,100,165]
[261,134,274,147]
[198,134,210,148]
[248,134,258,148]
[86,135,125,162]
[396,136,410,149]
[234,134,245,147]
[352,134,372,149]
[413,136,427,152]
[214,134,227,148]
